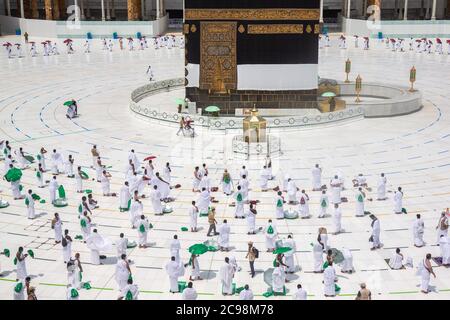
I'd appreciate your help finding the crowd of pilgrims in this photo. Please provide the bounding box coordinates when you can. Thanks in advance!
[2,34,184,58]
[1,137,449,300]
[319,34,450,54]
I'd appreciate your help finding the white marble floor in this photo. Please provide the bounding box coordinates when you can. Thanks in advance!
[0,35,449,300]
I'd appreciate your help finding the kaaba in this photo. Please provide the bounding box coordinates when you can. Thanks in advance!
[184,0,320,115]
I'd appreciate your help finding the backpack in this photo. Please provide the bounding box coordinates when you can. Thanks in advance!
[357,194,364,202]
[139,224,146,233]
[237,193,243,202]
[252,247,259,259]
[276,199,283,208]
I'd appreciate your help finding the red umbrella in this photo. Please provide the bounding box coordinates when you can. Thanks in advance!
[29,41,35,44]
[436,38,441,44]
[41,42,48,45]
[447,40,450,44]
[144,156,156,161]
[63,39,73,44]
[14,43,21,46]
[127,38,133,41]
[2,42,12,47]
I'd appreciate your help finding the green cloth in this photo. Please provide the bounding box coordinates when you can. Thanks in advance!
[80,219,87,228]
[83,282,91,290]
[78,204,83,214]
[58,185,66,199]
[4,168,22,182]
[3,249,10,257]
[272,247,292,254]
[71,288,79,298]
[357,194,364,202]
[14,282,23,293]
[125,290,133,300]
[31,194,40,200]
[402,207,407,214]
[321,199,327,208]
[13,257,17,265]
[276,199,283,208]
[80,171,89,179]
[27,249,34,258]
[139,224,146,233]
[236,193,243,202]
[188,243,208,255]
[25,198,29,206]
[181,227,188,231]
[36,171,41,178]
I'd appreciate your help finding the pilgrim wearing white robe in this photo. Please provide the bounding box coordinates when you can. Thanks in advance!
[319,193,328,218]
[150,188,163,215]
[197,190,211,214]
[293,287,307,300]
[272,266,285,294]
[377,175,387,200]
[25,194,35,219]
[389,253,403,269]
[320,233,329,252]
[239,178,249,201]
[275,195,284,219]
[287,180,297,203]
[62,237,72,263]
[129,199,143,227]
[323,265,336,296]
[437,216,448,243]
[246,209,256,233]
[75,170,83,192]
[189,205,198,230]
[239,289,254,300]
[439,236,450,265]
[333,206,342,234]
[198,175,211,192]
[49,178,58,204]
[11,180,22,199]
[222,175,233,195]
[86,232,112,265]
[264,223,277,250]
[341,248,354,273]
[283,238,296,272]
[219,262,234,295]
[371,219,381,249]
[190,256,200,279]
[38,151,47,171]
[135,217,149,246]
[413,218,425,247]
[394,190,403,213]
[128,151,140,170]
[182,287,198,300]
[298,193,310,218]
[16,254,27,280]
[53,218,62,242]
[313,241,324,272]
[312,166,322,190]
[355,191,365,217]
[153,176,170,199]
[116,237,128,258]
[234,191,245,218]
[115,259,130,291]
[282,174,290,192]
[330,178,342,204]
[101,174,111,195]
[80,216,91,239]
[170,239,181,261]
[165,260,183,292]
[218,223,231,250]
[419,259,431,292]
[119,185,131,210]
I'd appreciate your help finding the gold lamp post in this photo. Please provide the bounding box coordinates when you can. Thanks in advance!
[243,105,267,143]
[355,75,362,103]
[409,66,416,92]
[345,58,351,83]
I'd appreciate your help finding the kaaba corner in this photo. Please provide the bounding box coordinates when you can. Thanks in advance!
[184,0,320,115]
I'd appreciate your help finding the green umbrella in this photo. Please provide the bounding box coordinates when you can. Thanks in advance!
[181,227,188,232]
[4,168,22,182]
[188,243,208,255]
[80,171,89,179]
[272,247,292,254]
[64,101,74,106]
[39,199,46,204]
[3,249,10,257]
[175,98,185,105]
[330,248,344,264]
[321,91,336,98]
[205,106,220,113]
[58,185,66,199]
[31,194,40,200]
[27,249,34,258]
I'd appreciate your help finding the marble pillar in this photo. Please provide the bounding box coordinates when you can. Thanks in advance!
[111,0,115,19]
[44,0,52,19]
[431,0,436,19]
[101,0,105,21]
[128,0,140,20]
[319,0,323,22]
[31,0,38,18]
[53,0,60,20]
[80,0,85,19]
[403,0,408,20]
[106,0,110,20]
